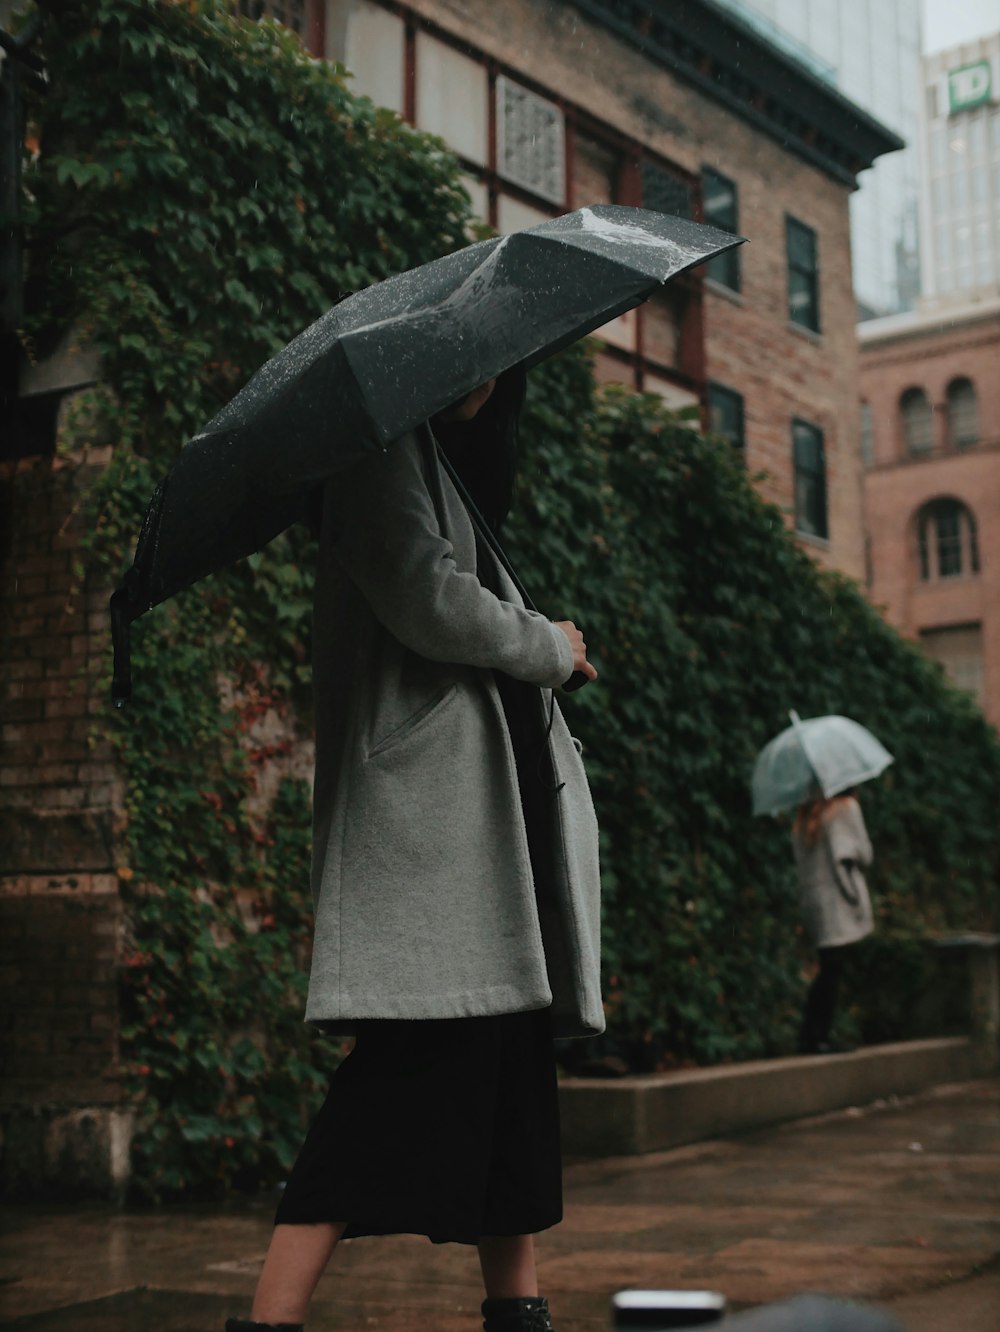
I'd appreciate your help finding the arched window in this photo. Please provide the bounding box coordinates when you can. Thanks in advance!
[946,378,978,448]
[901,387,934,456]
[917,499,980,580]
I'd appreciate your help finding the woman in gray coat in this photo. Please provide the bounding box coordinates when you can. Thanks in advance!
[227,369,602,1332]
[791,791,874,1054]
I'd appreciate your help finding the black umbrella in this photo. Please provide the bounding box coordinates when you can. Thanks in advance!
[110,204,744,704]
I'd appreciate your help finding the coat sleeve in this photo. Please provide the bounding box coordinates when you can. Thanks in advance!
[322,433,574,687]
[847,800,874,867]
[828,799,874,869]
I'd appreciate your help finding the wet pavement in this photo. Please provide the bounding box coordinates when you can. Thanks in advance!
[1,1078,997,1331]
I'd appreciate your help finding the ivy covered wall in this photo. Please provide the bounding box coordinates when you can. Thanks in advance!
[15,0,1000,1196]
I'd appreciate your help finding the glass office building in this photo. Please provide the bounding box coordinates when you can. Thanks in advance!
[919,34,1000,301]
[712,0,921,319]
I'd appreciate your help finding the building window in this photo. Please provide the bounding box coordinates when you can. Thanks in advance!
[708,383,745,450]
[919,624,985,706]
[860,400,874,466]
[901,387,934,456]
[917,499,980,580]
[496,76,565,205]
[701,167,740,291]
[238,0,308,37]
[946,377,979,448]
[416,33,489,167]
[793,418,827,539]
[641,161,694,219]
[786,216,819,332]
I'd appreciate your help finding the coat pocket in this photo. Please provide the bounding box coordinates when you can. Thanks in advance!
[367,684,458,759]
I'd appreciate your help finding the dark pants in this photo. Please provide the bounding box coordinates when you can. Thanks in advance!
[799,945,850,1051]
[274,1007,562,1245]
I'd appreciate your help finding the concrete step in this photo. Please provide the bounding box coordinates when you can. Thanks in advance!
[559,1036,992,1157]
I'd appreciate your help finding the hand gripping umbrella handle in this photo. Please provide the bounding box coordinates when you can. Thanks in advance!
[431,430,592,692]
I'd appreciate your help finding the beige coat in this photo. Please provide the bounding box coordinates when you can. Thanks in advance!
[305,427,604,1038]
[791,796,874,949]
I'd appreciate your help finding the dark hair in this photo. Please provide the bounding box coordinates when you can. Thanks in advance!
[432,364,527,534]
[305,365,527,540]
[793,790,857,847]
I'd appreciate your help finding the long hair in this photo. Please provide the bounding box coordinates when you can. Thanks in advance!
[432,364,527,534]
[793,791,856,847]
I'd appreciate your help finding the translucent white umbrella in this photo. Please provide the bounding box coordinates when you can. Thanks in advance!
[751,711,894,817]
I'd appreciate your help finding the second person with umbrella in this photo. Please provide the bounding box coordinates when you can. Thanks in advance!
[792,789,875,1054]
[225,367,603,1332]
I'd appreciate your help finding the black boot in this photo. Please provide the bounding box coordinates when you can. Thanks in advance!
[224,1320,304,1332]
[482,1295,556,1331]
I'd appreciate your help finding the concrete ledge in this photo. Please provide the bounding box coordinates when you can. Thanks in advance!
[559,1037,992,1157]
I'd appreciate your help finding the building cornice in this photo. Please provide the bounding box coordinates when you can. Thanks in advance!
[568,0,904,188]
[858,296,1000,349]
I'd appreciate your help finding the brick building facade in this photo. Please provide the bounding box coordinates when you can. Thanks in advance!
[321,0,901,580]
[1,0,900,1194]
[0,430,131,1196]
[860,296,1000,725]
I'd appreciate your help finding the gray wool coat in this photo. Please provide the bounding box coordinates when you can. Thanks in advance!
[791,796,874,949]
[304,428,604,1039]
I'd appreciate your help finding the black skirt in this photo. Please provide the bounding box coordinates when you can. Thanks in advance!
[275,663,563,1244]
[274,1006,562,1244]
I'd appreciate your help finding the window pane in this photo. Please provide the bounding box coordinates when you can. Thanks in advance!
[920,624,984,705]
[340,0,405,114]
[793,420,827,538]
[936,506,963,576]
[787,217,819,331]
[708,383,745,450]
[703,167,740,291]
[947,378,978,447]
[789,270,817,325]
[416,34,489,167]
[787,218,816,269]
[496,76,565,205]
[642,163,694,219]
[901,388,933,454]
[703,167,737,230]
[918,499,979,580]
[240,0,306,36]
[706,246,740,290]
[860,401,874,466]
[703,166,745,289]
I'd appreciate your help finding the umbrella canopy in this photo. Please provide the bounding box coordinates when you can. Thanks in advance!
[751,711,894,817]
[110,205,743,703]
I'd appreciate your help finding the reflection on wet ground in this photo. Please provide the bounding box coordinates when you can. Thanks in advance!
[1,1079,998,1331]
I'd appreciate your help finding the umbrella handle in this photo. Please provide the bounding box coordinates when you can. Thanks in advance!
[563,669,589,693]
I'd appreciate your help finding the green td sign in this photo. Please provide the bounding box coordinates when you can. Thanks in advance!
[948,61,992,114]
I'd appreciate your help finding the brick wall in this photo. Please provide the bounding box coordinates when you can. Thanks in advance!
[401,0,867,580]
[0,447,130,1198]
[860,305,1000,725]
